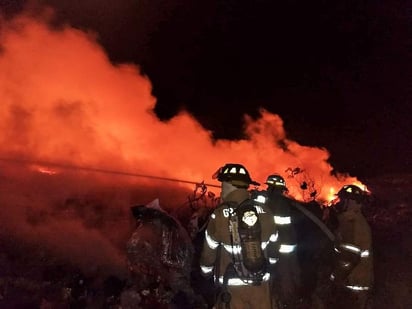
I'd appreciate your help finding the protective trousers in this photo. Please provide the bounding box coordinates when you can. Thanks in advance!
[214,282,275,309]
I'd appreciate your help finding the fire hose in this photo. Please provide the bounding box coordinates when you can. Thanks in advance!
[292,201,336,242]
[0,157,220,188]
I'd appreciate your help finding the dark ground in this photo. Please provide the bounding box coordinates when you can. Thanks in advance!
[0,173,411,308]
[364,174,412,309]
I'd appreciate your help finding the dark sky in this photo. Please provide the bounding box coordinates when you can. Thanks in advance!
[1,0,411,178]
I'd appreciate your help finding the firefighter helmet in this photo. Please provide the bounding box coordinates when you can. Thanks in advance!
[265,174,287,190]
[212,163,260,188]
[335,184,371,207]
[337,185,364,199]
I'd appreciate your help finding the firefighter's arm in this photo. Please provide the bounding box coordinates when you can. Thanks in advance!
[331,242,363,284]
[264,216,281,271]
[277,227,297,256]
[274,198,298,257]
[277,222,300,276]
[199,211,219,278]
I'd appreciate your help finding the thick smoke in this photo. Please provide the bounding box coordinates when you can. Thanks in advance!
[0,13,362,276]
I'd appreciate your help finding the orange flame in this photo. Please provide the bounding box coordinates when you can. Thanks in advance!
[0,13,366,205]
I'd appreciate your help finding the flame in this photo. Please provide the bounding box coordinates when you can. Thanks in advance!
[327,187,337,204]
[0,13,367,203]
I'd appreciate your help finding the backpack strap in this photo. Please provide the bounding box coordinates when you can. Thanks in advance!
[228,209,244,272]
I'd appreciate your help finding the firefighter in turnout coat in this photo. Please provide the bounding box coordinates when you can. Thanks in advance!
[329,185,374,309]
[199,163,280,309]
[262,174,302,308]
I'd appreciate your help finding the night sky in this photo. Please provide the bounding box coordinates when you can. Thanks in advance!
[1,0,411,178]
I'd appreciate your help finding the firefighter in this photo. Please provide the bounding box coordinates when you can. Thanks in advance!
[199,163,280,309]
[121,204,206,309]
[256,175,336,309]
[262,174,302,308]
[329,185,374,309]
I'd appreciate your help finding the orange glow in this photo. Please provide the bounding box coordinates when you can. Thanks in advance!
[327,187,338,205]
[33,165,58,175]
[0,14,366,205]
